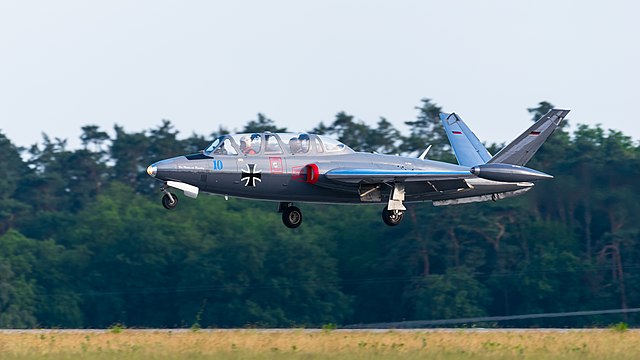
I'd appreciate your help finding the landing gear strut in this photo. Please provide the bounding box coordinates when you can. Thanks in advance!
[382,182,406,226]
[279,202,303,228]
[161,186,178,210]
[382,207,404,226]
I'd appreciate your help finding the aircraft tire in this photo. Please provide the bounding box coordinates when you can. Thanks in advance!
[162,193,178,210]
[382,207,403,226]
[282,206,303,228]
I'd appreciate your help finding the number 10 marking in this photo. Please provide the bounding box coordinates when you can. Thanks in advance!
[213,160,223,170]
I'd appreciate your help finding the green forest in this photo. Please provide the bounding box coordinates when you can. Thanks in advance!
[1,99,639,329]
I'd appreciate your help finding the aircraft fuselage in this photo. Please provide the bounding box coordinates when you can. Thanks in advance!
[150,144,530,205]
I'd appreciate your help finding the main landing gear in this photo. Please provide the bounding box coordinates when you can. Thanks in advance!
[382,182,406,226]
[382,207,404,226]
[161,186,178,210]
[279,202,303,228]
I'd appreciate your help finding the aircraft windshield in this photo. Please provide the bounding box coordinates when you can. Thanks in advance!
[204,137,222,154]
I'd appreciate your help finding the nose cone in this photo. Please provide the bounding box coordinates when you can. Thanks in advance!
[147,164,157,177]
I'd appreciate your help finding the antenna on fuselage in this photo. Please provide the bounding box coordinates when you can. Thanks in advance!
[418,145,432,160]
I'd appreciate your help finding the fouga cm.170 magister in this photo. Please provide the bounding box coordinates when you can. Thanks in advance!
[147,109,569,228]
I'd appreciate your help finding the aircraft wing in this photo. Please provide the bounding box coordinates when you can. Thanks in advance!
[324,168,472,184]
[440,112,492,166]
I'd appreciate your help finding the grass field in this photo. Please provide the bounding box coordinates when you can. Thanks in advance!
[0,329,637,359]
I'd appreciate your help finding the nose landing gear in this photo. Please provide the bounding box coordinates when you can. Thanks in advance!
[279,202,303,228]
[161,186,178,210]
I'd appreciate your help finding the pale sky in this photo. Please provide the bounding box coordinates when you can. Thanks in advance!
[1,1,638,150]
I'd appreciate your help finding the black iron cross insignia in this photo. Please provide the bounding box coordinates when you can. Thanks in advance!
[241,164,262,187]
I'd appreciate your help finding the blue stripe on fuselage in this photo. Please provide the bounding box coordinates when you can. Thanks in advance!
[326,169,471,176]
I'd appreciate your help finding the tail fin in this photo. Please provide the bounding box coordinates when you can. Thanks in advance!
[488,109,570,166]
[440,112,492,166]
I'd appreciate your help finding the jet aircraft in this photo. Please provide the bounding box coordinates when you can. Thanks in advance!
[147,109,569,228]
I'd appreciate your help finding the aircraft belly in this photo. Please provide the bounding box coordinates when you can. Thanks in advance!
[201,172,242,193]
[199,173,361,203]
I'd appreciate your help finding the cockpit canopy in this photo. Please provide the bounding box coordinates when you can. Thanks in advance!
[204,132,354,156]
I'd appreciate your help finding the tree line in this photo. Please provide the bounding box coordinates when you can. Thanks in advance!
[1,99,639,328]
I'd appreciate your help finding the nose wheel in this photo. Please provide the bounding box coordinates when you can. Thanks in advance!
[382,206,404,226]
[161,187,178,210]
[279,202,303,228]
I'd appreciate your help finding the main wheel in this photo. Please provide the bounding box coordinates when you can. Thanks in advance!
[382,207,404,226]
[282,206,303,228]
[162,193,178,210]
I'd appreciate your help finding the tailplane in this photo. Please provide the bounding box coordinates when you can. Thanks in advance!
[488,109,570,166]
[440,109,570,183]
[439,112,492,166]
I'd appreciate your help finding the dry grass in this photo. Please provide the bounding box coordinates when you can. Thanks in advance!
[0,329,637,359]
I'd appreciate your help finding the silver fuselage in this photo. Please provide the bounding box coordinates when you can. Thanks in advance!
[151,139,532,206]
